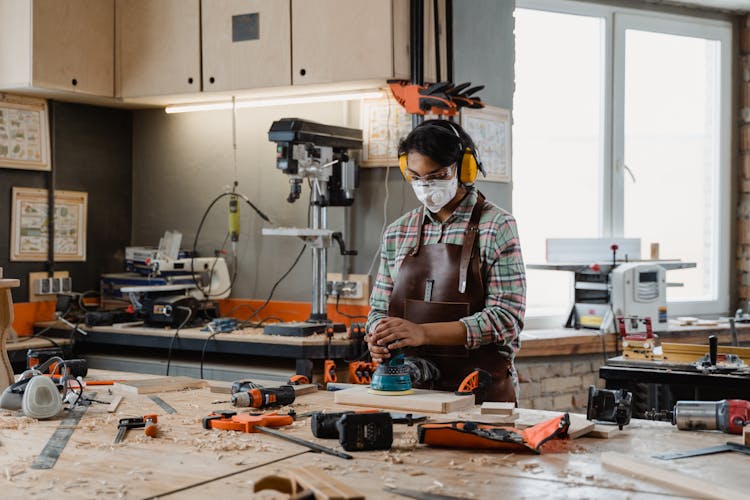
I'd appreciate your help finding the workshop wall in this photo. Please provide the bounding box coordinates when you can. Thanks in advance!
[738,15,750,309]
[131,1,516,303]
[0,102,132,303]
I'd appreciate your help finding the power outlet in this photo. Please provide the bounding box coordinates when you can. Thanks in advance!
[29,271,70,302]
[327,273,370,306]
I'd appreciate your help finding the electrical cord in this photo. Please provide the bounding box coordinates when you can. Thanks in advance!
[165,306,193,376]
[190,190,273,299]
[239,244,307,327]
[334,294,368,321]
[199,331,218,380]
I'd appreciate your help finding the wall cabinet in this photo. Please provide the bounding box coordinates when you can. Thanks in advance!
[202,0,291,92]
[0,0,114,97]
[116,0,201,98]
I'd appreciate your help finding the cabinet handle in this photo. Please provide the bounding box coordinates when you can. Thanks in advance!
[188,77,194,84]
[299,69,306,76]
[71,78,78,86]
[209,76,215,84]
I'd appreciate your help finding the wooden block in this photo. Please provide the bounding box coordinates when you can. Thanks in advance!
[106,395,123,413]
[480,402,515,415]
[113,376,208,395]
[289,466,364,500]
[333,386,474,414]
[567,414,596,439]
[207,380,317,396]
[744,425,750,446]
[588,424,619,439]
[601,452,744,500]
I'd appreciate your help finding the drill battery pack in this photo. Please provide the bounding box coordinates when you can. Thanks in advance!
[418,413,570,453]
[336,412,393,452]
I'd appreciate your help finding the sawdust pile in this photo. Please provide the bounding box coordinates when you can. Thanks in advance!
[0,416,38,429]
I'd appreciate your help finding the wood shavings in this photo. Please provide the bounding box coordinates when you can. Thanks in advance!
[0,416,37,429]
[383,451,404,464]
[522,462,543,474]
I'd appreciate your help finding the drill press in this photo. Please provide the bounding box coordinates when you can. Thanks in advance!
[263,118,362,337]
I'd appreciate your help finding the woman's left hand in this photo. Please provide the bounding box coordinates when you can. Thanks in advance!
[371,317,427,350]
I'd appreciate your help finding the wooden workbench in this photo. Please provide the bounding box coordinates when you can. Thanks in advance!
[0,369,747,499]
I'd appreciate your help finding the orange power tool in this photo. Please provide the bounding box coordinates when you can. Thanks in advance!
[203,410,352,459]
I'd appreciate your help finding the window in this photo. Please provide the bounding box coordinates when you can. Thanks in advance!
[513,0,731,325]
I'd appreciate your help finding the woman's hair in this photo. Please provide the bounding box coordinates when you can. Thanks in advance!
[397,119,477,168]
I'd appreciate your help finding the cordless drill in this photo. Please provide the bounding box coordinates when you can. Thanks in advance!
[231,385,296,409]
[647,399,750,434]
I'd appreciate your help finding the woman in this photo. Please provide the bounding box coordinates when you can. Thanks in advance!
[365,119,526,402]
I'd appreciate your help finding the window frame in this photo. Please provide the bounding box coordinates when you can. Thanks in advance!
[515,0,733,326]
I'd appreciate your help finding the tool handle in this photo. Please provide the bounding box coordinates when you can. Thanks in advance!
[257,414,294,428]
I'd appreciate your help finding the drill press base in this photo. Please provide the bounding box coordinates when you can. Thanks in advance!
[367,388,414,396]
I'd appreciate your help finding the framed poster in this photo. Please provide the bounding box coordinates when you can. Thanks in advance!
[0,94,50,171]
[460,105,512,183]
[10,187,88,262]
[360,97,413,167]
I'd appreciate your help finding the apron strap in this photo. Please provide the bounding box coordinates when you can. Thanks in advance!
[458,192,486,293]
[410,207,427,256]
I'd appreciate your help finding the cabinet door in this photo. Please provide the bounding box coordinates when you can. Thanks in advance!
[32,0,114,96]
[116,0,200,98]
[292,0,393,85]
[202,0,291,92]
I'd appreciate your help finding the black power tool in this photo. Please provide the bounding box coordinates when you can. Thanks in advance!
[586,385,632,430]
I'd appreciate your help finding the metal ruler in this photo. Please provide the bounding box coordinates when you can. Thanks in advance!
[31,393,95,470]
[148,395,176,414]
[654,441,750,460]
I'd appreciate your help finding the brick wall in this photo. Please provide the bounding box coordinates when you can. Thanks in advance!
[516,354,605,412]
[739,16,750,306]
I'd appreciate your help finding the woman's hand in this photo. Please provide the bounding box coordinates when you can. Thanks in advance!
[370,317,427,353]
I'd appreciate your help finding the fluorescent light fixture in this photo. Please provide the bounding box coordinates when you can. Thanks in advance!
[165,89,385,114]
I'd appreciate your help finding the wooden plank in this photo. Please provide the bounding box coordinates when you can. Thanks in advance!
[288,466,364,500]
[480,402,515,415]
[567,415,596,439]
[588,424,620,439]
[662,342,750,363]
[601,452,745,500]
[333,386,474,414]
[113,376,208,395]
[744,425,750,446]
[207,380,317,396]
[106,395,123,413]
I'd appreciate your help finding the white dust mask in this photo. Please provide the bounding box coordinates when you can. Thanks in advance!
[412,176,458,213]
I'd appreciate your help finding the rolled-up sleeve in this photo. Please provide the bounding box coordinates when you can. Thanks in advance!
[460,215,526,351]
[366,242,392,334]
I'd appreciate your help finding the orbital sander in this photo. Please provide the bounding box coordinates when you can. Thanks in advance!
[369,351,413,395]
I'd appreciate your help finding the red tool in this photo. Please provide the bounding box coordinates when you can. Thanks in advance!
[650,400,750,435]
[203,410,352,459]
[202,411,293,432]
[288,374,310,385]
[454,368,492,404]
[231,385,296,409]
[348,361,376,385]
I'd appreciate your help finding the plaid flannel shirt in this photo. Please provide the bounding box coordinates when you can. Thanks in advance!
[367,186,526,360]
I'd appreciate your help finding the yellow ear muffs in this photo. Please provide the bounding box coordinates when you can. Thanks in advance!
[399,153,410,180]
[458,147,479,184]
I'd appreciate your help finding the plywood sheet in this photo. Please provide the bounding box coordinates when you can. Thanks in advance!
[113,376,207,394]
[333,386,474,414]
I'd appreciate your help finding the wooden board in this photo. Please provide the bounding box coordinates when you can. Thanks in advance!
[208,380,317,396]
[333,386,474,414]
[288,466,364,500]
[588,424,620,439]
[106,395,123,413]
[661,342,750,363]
[745,425,750,446]
[113,376,208,394]
[566,414,596,439]
[480,402,515,415]
[601,452,745,500]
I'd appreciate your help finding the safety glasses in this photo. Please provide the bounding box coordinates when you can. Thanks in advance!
[407,164,457,183]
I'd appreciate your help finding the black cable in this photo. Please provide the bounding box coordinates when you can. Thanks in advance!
[77,290,100,312]
[191,191,273,299]
[199,331,218,380]
[240,244,307,326]
[165,306,193,376]
[334,295,368,321]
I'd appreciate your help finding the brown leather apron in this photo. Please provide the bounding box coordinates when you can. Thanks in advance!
[387,192,516,402]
